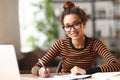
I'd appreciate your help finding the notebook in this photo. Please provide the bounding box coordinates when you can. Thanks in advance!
[0,45,21,80]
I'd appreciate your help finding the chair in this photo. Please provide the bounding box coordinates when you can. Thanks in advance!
[56,60,62,73]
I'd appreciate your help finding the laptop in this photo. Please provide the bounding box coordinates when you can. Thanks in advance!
[0,45,21,80]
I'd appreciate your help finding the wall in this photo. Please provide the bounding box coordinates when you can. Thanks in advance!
[0,0,23,60]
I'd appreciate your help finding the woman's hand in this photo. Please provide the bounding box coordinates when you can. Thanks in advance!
[70,66,86,75]
[38,67,50,78]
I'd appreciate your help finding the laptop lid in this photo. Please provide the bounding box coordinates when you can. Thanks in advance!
[0,45,21,80]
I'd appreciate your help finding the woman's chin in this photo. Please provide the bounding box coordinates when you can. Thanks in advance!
[71,36,79,40]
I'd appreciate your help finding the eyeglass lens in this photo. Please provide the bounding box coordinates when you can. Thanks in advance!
[63,21,81,31]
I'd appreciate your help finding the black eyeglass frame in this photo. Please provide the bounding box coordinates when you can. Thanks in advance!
[62,21,82,32]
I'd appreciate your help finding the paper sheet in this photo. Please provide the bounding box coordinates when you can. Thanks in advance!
[39,74,91,80]
[92,72,120,80]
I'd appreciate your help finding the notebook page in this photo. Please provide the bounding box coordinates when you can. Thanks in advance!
[92,72,120,80]
[39,74,91,80]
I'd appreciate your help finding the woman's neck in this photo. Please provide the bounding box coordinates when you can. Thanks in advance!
[72,36,85,48]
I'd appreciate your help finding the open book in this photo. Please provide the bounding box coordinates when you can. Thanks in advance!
[92,72,120,80]
[39,72,120,80]
[40,74,91,80]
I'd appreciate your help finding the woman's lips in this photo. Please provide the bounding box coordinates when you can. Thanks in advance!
[70,32,79,37]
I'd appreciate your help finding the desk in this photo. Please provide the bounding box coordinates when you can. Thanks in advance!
[21,73,120,80]
[21,73,92,80]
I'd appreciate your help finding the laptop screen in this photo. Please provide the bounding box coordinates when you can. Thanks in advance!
[0,45,21,80]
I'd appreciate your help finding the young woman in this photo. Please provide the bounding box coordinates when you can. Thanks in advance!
[31,1,120,78]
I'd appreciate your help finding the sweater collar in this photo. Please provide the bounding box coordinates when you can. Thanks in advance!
[68,36,88,50]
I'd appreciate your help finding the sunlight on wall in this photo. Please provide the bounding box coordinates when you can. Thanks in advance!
[18,0,47,52]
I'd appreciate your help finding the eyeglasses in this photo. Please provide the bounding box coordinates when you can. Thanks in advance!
[63,21,82,32]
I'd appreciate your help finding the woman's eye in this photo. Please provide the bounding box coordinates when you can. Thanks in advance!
[74,23,79,26]
[65,26,70,28]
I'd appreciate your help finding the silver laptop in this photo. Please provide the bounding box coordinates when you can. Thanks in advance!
[0,45,21,80]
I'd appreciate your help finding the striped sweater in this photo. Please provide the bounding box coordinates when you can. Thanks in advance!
[33,36,120,75]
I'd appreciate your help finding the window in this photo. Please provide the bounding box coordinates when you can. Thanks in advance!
[19,0,47,52]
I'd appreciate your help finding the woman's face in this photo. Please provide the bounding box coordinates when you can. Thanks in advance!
[63,14,85,40]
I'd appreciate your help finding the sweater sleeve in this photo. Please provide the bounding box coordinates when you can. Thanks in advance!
[92,38,120,72]
[31,39,62,75]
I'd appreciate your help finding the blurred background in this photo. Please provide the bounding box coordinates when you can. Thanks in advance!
[0,0,120,74]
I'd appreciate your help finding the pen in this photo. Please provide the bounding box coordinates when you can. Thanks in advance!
[38,59,45,68]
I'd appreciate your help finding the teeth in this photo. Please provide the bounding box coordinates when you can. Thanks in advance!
[71,32,78,37]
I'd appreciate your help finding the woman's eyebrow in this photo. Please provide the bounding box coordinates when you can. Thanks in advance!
[64,20,80,26]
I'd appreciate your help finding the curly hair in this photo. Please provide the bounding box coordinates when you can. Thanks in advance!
[60,1,88,26]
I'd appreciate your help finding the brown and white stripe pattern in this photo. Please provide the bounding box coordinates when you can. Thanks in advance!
[35,36,120,73]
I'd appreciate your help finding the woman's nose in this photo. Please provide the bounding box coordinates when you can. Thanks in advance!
[70,26,76,31]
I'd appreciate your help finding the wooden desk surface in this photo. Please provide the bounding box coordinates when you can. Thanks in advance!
[21,73,69,78]
[21,73,120,80]
[21,73,93,80]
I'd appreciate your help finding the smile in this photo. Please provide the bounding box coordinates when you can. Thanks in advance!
[70,31,79,37]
